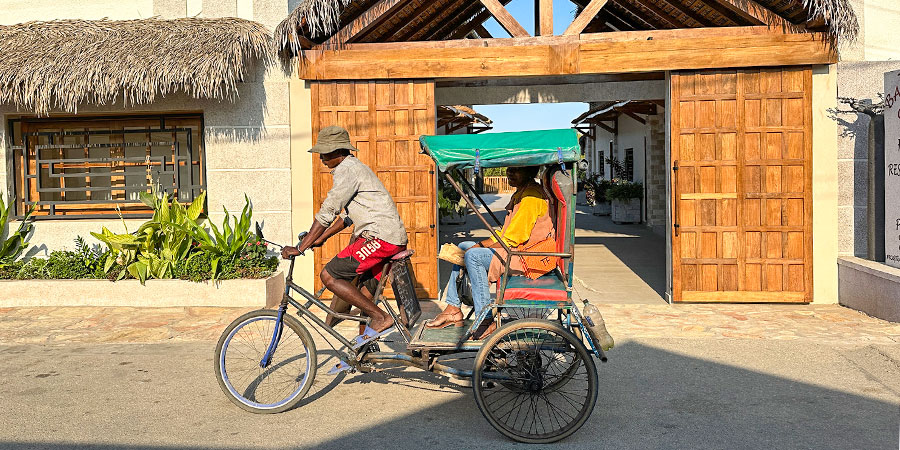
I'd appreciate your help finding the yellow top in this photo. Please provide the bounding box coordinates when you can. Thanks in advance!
[492,183,548,247]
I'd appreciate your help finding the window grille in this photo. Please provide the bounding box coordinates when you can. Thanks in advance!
[8,114,205,219]
[624,148,634,182]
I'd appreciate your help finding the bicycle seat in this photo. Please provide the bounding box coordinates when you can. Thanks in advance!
[391,249,415,260]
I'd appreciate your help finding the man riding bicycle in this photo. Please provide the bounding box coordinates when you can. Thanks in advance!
[281,125,407,347]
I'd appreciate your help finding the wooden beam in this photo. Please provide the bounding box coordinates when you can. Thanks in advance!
[480,0,530,37]
[597,10,636,31]
[416,0,473,41]
[622,0,685,28]
[428,0,487,41]
[623,111,647,124]
[322,0,410,46]
[655,0,716,27]
[300,29,835,80]
[474,24,493,38]
[565,0,609,35]
[596,121,616,134]
[384,1,441,41]
[604,4,648,30]
[610,0,667,29]
[537,0,554,36]
[713,0,805,33]
[702,0,758,25]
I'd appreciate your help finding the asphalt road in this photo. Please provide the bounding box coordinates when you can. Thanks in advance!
[1,337,898,450]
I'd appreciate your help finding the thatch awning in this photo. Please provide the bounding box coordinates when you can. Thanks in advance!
[0,18,274,116]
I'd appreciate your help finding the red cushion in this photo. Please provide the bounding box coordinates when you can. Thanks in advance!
[501,274,568,302]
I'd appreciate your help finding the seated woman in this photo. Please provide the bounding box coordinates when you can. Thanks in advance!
[426,165,554,338]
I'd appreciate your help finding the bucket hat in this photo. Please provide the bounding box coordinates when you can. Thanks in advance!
[309,125,359,153]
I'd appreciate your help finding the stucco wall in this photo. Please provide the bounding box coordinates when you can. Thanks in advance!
[0,0,298,260]
[812,64,840,304]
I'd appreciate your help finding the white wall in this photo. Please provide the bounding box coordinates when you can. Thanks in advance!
[616,115,648,184]
[862,0,900,61]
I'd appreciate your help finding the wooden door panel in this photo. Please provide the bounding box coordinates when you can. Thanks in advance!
[311,80,438,299]
[672,67,812,303]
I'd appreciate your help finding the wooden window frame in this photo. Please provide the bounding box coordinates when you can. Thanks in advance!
[7,113,206,219]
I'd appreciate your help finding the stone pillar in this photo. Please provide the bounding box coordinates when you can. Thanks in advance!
[645,110,667,236]
[884,70,900,268]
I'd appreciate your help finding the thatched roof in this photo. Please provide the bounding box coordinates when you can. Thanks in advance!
[0,18,274,116]
[276,0,858,57]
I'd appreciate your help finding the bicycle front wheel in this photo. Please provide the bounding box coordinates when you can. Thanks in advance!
[214,309,317,414]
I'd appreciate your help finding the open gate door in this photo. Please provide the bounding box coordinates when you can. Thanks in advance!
[671,68,813,302]
[310,80,438,298]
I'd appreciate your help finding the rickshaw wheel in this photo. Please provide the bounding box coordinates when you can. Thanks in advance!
[472,319,598,443]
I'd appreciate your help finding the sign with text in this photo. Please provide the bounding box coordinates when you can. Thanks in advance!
[885,70,900,267]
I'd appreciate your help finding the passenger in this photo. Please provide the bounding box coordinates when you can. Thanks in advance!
[282,125,407,348]
[426,165,554,339]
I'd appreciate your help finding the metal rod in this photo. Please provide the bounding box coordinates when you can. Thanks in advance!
[443,171,510,254]
[457,171,502,226]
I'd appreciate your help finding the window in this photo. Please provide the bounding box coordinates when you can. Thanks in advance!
[9,114,205,218]
[624,148,634,182]
[598,150,605,177]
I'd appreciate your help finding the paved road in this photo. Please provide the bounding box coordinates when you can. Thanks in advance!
[2,336,898,450]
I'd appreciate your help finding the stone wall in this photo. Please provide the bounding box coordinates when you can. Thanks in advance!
[835,61,900,258]
[645,112,667,236]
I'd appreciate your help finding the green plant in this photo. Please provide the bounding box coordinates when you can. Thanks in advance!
[175,251,213,282]
[15,257,48,280]
[226,236,278,279]
[605,181,644,201]
[438,174,467,219]
[605,156,625,180]
[0,194,35,266]
[594,179,614,202]
[92,189,206,283]
[184,194,254,280]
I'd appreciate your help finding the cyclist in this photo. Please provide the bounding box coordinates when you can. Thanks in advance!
[282,125,407,347]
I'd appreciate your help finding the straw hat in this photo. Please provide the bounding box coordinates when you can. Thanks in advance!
[438,243,466,266]
[309,125,360,154]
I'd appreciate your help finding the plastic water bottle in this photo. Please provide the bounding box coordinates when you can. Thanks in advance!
[582,300,614,351]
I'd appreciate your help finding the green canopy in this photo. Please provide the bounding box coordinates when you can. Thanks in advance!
[419,128,581,171]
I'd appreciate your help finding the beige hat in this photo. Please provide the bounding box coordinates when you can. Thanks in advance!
[438,243,466,266]
[309,125,360,154]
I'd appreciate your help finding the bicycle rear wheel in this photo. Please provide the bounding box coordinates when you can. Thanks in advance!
[473,319,598,443]
[214,309,317,413]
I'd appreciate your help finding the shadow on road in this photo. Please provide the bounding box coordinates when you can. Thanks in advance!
[3,340,897,450]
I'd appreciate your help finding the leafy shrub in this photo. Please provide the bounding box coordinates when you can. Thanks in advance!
[0,194,35,266]
[175,251,213,282]
[224,237,278,279]
[0,261,24,280]
[184,194,254,280]
[15,258,48,280]
[605,182,644,201]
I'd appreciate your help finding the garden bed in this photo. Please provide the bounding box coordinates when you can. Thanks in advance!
[0,271,284,308]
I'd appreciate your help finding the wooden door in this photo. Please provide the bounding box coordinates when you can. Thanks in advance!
[310,80,438,298]
[671,67,812,302]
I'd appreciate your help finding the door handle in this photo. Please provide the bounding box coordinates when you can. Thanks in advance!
[673,160,680,237]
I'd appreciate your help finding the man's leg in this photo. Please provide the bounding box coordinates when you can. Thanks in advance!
[321,268,393,332]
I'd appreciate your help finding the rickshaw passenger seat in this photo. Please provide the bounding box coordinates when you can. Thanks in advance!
[499,165,573,304]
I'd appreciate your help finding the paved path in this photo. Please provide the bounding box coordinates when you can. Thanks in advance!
[2,302,897,346]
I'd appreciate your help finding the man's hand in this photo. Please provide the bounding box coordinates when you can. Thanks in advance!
[281,246,301,259]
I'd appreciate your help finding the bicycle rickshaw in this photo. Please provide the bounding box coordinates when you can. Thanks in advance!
[214,128,610,443]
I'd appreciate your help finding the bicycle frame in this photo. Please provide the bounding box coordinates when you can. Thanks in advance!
[260,247,411,369]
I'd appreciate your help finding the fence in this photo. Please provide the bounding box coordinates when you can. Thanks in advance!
[481,176,514,194]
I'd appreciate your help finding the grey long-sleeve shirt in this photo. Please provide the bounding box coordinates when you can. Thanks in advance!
[314,156,408,246]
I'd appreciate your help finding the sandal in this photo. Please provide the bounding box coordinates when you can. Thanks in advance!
[425,311,464,329]
[472,320,497,341]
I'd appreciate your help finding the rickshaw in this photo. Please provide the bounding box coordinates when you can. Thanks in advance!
[213,128,609,444]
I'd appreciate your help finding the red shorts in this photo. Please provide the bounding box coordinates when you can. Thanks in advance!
[324,237,405,282]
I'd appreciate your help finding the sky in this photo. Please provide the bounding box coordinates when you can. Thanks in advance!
[472,0,588,133]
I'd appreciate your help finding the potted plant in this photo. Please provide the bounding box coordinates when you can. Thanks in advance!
[438,175,467,225]
[592,179,613,216]
[606,181,643,224]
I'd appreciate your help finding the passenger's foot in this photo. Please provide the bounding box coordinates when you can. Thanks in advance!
[425,306,464,329]
[472,319,497,340]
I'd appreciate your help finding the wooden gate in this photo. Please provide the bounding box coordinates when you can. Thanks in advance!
[310,80,438,298]
[671,67,812,302]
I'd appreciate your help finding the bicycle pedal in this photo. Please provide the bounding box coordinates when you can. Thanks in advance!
[327,360,354,375]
